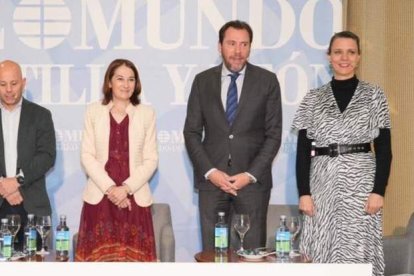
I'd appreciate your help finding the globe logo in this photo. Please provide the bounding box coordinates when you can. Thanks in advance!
[13,0,71,49]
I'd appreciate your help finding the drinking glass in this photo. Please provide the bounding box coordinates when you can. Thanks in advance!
[289,216,302,257]
[233,214,250,252]
[6,214,21,256]
[35,215,51,255]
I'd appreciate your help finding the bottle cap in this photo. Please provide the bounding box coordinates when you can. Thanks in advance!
[218,211,225,216]
[1,218,7,223]
[28,214,34,219]
[60,215,66,219]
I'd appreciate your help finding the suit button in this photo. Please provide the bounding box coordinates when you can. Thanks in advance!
[229,134,234,139]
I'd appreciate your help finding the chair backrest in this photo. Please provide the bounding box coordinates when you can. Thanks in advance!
[266,204,300,248]
[407,212,414,273]
[151,203,175,262]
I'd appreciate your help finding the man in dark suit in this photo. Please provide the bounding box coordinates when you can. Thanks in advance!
[0,60,56,250]
[184,20,282,250]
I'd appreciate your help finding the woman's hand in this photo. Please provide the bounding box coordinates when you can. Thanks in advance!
[117,198,132,211]
[299,195,315,217]
[107,186,129,206]
[365,193,384,215]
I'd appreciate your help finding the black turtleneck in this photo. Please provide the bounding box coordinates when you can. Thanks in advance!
[296,76,392,197]
[331,75,358,112]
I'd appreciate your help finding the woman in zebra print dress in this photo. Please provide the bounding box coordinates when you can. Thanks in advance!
[292,31,392,276]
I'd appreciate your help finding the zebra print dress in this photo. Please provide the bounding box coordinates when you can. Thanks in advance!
[292,80,391,276]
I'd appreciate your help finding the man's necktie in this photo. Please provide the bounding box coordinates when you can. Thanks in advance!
[226,72,240,125]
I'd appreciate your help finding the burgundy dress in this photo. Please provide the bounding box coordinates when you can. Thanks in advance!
[75,114,156,261]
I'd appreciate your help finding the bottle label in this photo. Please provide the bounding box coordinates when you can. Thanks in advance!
[56,230,70,251]
[25,229,37,251]
[3,235,12,246]
[276,231,291,253]
[2,235,12,258]
[214,227,228,249]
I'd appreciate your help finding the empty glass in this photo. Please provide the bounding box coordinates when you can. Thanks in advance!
[35,215,51,255]
[6,214,21,256]
[233,214,250,252]
[289,216,302,257]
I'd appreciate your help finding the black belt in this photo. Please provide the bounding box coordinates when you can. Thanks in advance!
[313,143,371,157]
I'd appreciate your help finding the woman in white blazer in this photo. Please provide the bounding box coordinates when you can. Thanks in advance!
[75,59,158,262]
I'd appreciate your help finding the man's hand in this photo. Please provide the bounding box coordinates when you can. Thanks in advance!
[5,190,23,205]
[365,193,384,215]
[208,170,237,196]
[227,173,251,191]
[0,177,20,197]
[299,195,315,217]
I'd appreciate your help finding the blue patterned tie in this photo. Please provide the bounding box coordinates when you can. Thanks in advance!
[226,72,240,125]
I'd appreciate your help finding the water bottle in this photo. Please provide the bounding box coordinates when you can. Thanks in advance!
[55,215,70,259]
[214,211,228,253]
[275,215,291,260]
[24,214,37,256]
[0,218,12,260]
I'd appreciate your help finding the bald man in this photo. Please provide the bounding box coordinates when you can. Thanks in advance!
[0,60,56,251]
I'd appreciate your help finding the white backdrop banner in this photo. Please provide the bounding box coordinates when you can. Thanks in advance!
[0,0,342,261]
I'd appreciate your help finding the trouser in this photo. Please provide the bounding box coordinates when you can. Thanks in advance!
[198,188,270,251]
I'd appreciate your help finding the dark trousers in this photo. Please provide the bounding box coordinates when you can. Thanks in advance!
[198,188,270,251]
[0,201,42,251]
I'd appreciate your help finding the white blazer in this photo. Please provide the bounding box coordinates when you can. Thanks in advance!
[80,101,158,207]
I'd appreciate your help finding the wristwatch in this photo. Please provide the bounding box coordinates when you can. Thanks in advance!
[16,172,24,185]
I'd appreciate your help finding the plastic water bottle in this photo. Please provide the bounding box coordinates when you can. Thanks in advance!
[0,218,12,260]
[275,215,291,260]
[55,215,70,260]
[214,211,228,253]
[24,214,37,256]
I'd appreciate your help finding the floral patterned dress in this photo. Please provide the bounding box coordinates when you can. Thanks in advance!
[75,113,156,261]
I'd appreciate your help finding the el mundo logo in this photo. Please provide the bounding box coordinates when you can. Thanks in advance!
[13,0,71,49]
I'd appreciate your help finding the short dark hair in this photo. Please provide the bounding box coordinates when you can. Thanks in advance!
[219,20,253,44]
[327,31,361,55]
[102,58,141,106]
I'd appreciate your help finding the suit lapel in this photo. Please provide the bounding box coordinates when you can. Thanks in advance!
[212,65,224,111]
[233,63,254,126]
[127,104,138,166]
[210,65,227,124]
[16,99,31,173]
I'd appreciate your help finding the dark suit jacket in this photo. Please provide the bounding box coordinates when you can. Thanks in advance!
[0,98,56,216]
[184,63,282,191]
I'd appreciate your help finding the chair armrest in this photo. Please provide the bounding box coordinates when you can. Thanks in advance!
[159,223,175,262]
[383,235,410,275]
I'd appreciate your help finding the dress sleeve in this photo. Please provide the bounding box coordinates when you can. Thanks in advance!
[292,90,314,132]
[370,86,391,133]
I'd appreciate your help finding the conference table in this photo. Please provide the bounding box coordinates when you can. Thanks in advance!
[193,250,372,276]
[194,249,311,263]
[0,251,371,276]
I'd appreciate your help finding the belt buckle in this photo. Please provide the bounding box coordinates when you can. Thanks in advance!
[328,143,340,157]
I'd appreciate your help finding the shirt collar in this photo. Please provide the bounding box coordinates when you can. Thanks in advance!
[221,64,246,78]
[0,97,23,112]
